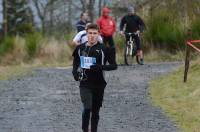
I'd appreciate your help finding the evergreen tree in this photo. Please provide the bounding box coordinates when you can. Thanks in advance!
[7,0,34,35]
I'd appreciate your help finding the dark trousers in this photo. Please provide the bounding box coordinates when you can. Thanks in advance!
[102,35,116,60]
[102,35,115,48]
[80,86,105,132]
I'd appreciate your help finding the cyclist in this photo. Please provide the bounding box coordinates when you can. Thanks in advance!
[72,23,117,132]
[72,23,103,46]
[96,7,116,53]
[76,12,89,32]
[120,6,145,65]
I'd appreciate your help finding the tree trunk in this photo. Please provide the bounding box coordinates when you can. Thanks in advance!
[88,0,95,22]
[103,0,106,6]
[3,0,7,38]
[49,0,54,35]
[68,0,73,31]
[80,0,86,12]
[98,0,102,17]
[33,0,45,33]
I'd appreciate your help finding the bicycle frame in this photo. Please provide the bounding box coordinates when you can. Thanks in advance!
[125,32,138,56]
[127,34,133,55]
[123,31,142,65]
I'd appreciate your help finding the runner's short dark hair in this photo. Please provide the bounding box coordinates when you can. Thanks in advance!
[80,12,87,18]
[86,23,99,31]
[80,12,84,17]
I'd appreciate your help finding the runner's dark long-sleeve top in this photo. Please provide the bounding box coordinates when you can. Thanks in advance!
[72,42,117,87]
[76,20,87,32]
[120,14,145,33]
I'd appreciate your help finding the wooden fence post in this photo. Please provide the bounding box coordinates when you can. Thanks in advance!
[184,29,192,82]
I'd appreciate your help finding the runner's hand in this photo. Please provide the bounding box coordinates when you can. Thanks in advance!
[73,71,80,81]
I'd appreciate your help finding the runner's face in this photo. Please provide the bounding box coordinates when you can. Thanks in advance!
[87,29,99,44]
[103,12,109,17]
[83,13,88,20]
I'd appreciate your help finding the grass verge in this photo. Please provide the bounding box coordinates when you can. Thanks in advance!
[149,58,200,132]
[144,50,185,63]
[0,64,34,80]
[0,60,73,81]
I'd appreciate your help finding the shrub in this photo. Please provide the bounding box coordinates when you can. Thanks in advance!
[144,10,185,52]
[25,32,42,58]
[0,36,15,56]
[114,34,125,50]
[12,23,34,35]
[191,18,200,39]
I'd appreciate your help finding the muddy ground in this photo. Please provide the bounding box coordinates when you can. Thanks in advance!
[0,62,181,132]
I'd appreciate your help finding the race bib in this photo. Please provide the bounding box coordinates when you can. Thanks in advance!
[80,56,96,69]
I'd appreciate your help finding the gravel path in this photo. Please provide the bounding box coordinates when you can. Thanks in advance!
[0,62,180,132]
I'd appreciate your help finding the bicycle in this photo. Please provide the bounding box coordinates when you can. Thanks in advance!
[123,31,143,65]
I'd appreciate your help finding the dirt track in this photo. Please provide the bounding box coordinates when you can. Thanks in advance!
[0,62,180,132]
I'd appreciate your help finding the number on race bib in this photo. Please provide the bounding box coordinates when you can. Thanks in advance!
[80,56,96,69]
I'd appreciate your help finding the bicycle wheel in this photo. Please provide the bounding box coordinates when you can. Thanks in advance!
[124,43,135,65]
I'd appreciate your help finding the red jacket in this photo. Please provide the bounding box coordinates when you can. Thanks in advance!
[97,16,116,37]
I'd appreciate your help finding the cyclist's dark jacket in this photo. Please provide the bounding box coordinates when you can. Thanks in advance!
[72,42,117,88]
[120,14,145,33]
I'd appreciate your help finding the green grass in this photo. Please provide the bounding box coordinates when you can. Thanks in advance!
[0,33,73,66]
[149,59,200,132]
[144,50,185,63]
[0,65,34,80]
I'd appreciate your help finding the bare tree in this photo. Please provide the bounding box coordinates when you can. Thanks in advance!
[98,0,102,17]
[78,0,96,22]
[79,0,87,12]
[3,0,7,37]
[32,0,56,33]
[87,0,95,22]
[32,0,46,33]
[69,0,72,24]
[103,0,106,6]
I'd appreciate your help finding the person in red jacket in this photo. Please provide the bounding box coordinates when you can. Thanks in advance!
[96,7,116,50]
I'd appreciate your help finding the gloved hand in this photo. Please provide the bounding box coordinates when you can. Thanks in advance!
[90,64,102,72]
[72,71,80,81]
